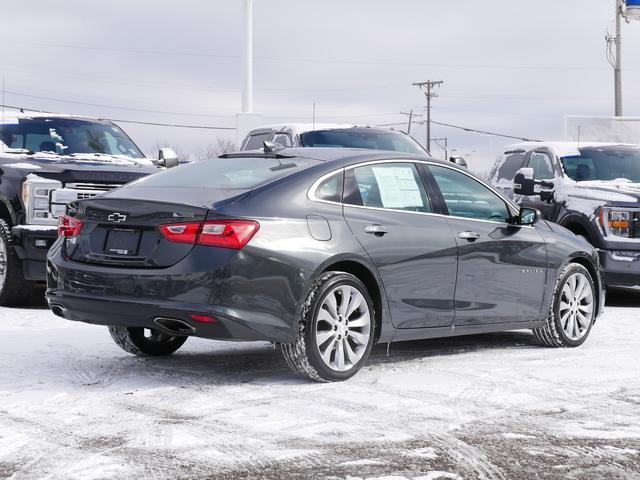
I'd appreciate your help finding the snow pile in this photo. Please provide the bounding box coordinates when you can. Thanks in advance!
[0,295,639,479]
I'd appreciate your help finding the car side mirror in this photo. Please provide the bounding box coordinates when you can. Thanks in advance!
[158,148,179,168]
[450,156,468,169]
[513,167,536,196]
[519,207,540,225]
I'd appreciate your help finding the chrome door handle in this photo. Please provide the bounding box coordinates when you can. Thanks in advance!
[364,224,389,236]
[457,231,480,241]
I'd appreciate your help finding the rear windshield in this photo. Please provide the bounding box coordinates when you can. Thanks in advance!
[129,156,321,191]
[300,129,426,155]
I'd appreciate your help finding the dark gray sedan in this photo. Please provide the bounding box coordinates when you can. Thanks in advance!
[46,148,605,382]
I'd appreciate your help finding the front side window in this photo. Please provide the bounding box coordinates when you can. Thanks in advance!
[430,165,510,222]
[344,162,431,213]
[528,152,555,179]
[494,151,526,181]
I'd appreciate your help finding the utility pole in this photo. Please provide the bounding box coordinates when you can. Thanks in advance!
[432,137,448,161]
[400,110,423,135]
[413,80,443,153]
[606,0,640,116]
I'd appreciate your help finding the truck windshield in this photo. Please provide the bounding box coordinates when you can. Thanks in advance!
[561,147,640,183]
[0,117,144,158]
[300,129,426,155]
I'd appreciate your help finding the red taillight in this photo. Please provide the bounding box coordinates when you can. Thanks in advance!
[58,215,84,237]
[158,220,260,250]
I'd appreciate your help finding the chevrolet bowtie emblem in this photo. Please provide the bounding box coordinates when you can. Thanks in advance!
[107,212,128,223]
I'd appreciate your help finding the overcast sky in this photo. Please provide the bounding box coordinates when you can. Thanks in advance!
[2,0,639,171]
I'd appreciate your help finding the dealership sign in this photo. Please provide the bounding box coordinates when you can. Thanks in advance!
[626,0,640,20]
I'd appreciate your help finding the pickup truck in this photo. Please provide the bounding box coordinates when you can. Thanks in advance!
[0,112,178,305]
[489,141,640,287]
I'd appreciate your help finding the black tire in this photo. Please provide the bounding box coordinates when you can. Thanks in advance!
[108,325,188,356]
[281,271,376,382]
[533,263,596,348]
[0,219,34,306]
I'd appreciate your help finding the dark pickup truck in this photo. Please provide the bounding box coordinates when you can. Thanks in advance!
[0,113,178,305]
[489,141,640,287]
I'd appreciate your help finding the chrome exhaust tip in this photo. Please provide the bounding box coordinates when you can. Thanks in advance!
[153,317,196,335]
[50,304,67,319]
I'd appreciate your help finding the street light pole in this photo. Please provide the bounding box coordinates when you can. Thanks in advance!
[242,0,253,114]
[615,0,623,117]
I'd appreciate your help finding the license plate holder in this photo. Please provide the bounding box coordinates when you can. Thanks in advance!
[105,228,141,256]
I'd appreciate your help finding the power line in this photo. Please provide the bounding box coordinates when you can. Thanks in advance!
[3,90,237,118]
[0,104,235,130]
[1,39,637,71]
[378,119,540,142]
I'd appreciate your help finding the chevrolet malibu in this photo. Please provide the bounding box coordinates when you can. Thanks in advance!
[46,147,605,382]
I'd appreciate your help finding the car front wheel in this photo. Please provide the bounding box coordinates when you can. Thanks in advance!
[533,263,596,348]
[108,325,188,356]
[281,272,375,382]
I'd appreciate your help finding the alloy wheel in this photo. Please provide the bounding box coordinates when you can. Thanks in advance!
[0,236,6,288]
[315,285,371,372]
[558,272,594,341]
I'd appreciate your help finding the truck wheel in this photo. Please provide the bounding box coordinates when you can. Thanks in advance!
[0,219,33,306]
[281,272,375,382]
[108,325,188,356]
[533,263,596,348]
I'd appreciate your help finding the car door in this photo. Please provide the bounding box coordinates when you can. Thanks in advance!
[520,150,562,221]
[342,161,458,329]
[427,164,548,325]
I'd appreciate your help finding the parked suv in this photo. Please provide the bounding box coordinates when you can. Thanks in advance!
[241,124,428,156]
[0,112,178,305]
[489,142,640,287]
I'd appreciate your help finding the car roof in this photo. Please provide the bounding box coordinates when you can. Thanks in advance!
[0,111,110,123]
[226,146,451,170]
[247,123,408,136]
[504,141,640,158]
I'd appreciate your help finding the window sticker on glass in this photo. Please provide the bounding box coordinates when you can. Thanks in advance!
[371,166,424,209]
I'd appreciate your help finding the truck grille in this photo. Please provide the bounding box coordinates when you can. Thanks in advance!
[66,182,122,191]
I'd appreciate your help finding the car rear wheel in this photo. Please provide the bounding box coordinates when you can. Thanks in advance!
[0,219,33,306]
[108,325,188,356]
[533,263,596,348]
[281,272,375,382]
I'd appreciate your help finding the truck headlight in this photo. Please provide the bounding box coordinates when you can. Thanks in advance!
[599,208,636,238]
[21,175,62,225]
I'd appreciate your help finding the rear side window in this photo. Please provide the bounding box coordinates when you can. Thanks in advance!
[430,165,510,223]
[495,152,526,181]
[243,132,272,150]
[344,163,431,213]
[129,156,320,192]
[528,152,555,179]
[314,172,343,202]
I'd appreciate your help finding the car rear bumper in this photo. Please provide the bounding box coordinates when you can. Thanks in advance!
[599,249,640,287]
[46,239,311,343]
[12,225,58,281]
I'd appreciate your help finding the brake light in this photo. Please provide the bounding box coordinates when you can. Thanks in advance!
[58,215,84,237]
[158,220,260,249]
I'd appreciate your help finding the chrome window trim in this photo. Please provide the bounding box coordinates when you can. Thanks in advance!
[307,159,533,228]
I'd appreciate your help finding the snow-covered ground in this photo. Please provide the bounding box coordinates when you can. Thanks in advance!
[1,290,639,480]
